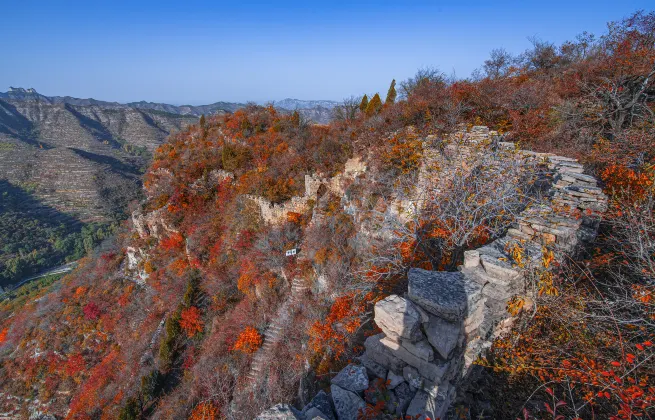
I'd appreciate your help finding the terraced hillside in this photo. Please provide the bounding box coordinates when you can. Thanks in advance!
[0,94,199,287]
[0,96,197,221]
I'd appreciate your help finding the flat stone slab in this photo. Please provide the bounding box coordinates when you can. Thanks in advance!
[374,295,424,342]
[424,314,461,359]
[387,369,405,389]
[379,336,450,384]
[331,364,369,393]
[408,268,482,321]
[364,333,408,373]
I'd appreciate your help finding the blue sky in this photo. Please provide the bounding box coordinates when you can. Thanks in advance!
[1,1,652,104]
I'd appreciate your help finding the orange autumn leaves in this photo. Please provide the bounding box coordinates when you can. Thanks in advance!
[232,326,263,354]
[189,401,220,420]
[601,164,654,203]
[308,293,365,362]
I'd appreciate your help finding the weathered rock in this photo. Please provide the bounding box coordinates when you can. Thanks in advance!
[424,314,461,359]
[463,250,480,267]
[374,295,424,343]
[331,364,369,394]
[403,366,423,389]
[357,354,388,379]
[256,403,303,419]
[387,370,405,389]
[304,407,330,420]
[379,336,450,384]
[408,268,483,322]
[330,384,366,420]
[406,382,453,420]
[402,339,434,361]
[303,390,336,420]
[364,334,408,373]
[393,382,416,415]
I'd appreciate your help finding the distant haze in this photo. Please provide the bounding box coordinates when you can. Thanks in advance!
[1,0,651,104]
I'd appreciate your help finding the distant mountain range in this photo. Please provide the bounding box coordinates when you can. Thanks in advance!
[0,88,339,224]
[1,87,338,122]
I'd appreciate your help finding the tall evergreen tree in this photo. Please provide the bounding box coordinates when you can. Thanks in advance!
[199,114,206,127]
[291,110,300,127]
[365,93,383,116]
[359,94,369,113]
[385,79,397,104]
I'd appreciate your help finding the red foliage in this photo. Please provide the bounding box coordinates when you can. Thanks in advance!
[65,354,86,377]
[180,306,204,338]
[161,232,185,251]
[83,302,101,320]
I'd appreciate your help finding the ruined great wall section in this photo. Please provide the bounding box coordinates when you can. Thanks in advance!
[257,127,608,420]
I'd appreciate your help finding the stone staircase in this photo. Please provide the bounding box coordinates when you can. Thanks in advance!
[246,277,309,385]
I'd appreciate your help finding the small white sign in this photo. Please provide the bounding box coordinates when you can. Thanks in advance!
[285,248,297,257]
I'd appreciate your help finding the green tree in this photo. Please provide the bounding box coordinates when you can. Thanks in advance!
[365,93,383,116]
[359,94,369,113]
[199,114,206,128]
[385,79,397,104]
[291,111,300,127]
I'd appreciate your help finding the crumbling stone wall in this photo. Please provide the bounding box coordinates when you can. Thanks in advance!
[258,128,608,420]
[247,157,367,225]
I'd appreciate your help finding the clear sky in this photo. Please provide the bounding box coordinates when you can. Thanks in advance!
[1,0,652,104]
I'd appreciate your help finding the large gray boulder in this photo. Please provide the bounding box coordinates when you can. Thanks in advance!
[256,403,303,419]
[331,364,369,393]
[374,295,424,342]
[330,384,367,420]
[408,268,483,322]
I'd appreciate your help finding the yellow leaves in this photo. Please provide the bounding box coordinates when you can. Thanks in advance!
[538,271,559,297]
[541,248,555,269]
[507,296,526,316]
[507,242,526,268]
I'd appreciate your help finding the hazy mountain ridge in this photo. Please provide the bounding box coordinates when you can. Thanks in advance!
[272,98,338,110]
[1,87,242,117]
[1,88,337,121]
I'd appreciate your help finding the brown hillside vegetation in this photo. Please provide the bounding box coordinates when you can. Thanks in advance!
[0,11,653,420]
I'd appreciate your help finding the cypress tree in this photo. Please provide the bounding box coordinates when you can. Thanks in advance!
[291,110,300,127]
[359,94,369,113]
[199,114,206,127]
[365,93,383,116]
[385,79,397,104]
